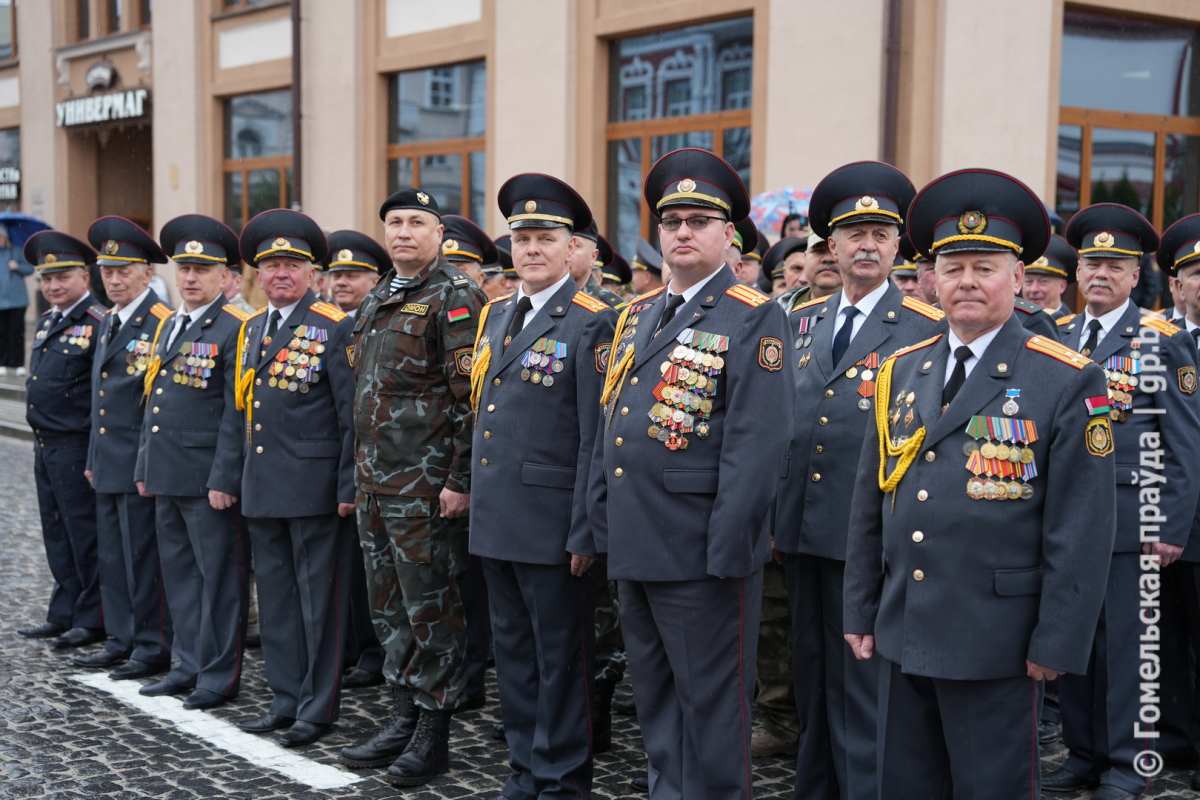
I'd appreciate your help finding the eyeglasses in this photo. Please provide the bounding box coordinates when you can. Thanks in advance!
[659,215,727,232]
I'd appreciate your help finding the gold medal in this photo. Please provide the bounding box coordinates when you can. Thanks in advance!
[1006,482,1022,500]
[648,424,661,439]
[531,371,543,384]
[172,373,183,383]
[980,442,997,459]
[1020,447,1035,464]
[845,367,858,379]
[521,368,531,381]
[126,366,136,375]
[994,443,1011,461]
[702,353,714,367]
[712,356,725,370]
[269,377,278,388]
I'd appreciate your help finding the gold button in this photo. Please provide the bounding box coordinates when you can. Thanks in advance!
[256,446,263,454]
[151,425,159,433]
[160,369,167,377]
[255,423,262,431]
[924,451,935,462]
[812,473,821,482]
[98,409,105,416]
[98,390,105,397]
[615,437,624,446]
[815,445,823,454]
[824,389,834,398]
[152,407,159,413]
[912,531,924,543]
[100,371,107,378]
[99,427,106,434]
[913,569,924,581]
[917,490,928,501]
[631,377,639,385]
[42,348,47,353]
[621,407,629,415]
[156,388,163,395]
[256,379,262,386]
[480,458,489,466]
[614,467,623,477]
[493,377,502,386]
[253,401,261,409]
[483,431,491,439]
[31,376,36,380]
[818,416,828,425]
[487,404,495,412]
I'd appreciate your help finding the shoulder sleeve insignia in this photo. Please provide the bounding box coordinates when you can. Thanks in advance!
[572,292,609,313]
[454,346,474,376]
[222,304,251,322]
[149,302,172,320]
[1056,313,1077,327]
[901,296,946,321]
[1025,335,1091,369]
[1086,417,1114,457]
[1179,365,1197,394]
[884,333,943,363]
[726,284,770,307]
[311,301,348,322]
[486,293,514,307]
[595,342,612,373]
[1141,315,1183,337]
[634,286,667,303]
[758,337,784,371]
[346,344,355,368]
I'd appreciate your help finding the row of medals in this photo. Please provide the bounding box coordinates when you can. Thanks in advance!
[267,336,326,394]
[521,348,563,386]
[646,343,725,447]
[172,354,216,387]
[127,338,154,375]
[1104,368,1136,422]
[56,329,91,349]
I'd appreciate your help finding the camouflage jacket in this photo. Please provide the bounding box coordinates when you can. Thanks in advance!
[584,275,628,311]
[352,255,486,497]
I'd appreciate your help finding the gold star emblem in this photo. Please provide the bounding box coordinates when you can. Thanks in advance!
[184,240,204,255]
[678,178,696,193]
[1031,256,1049,266]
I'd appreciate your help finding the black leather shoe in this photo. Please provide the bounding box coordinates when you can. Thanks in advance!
[613,695,636,715]
[18,622,66,639]
[183,689,233,710]
[491,723,505,741]
[1090,787,1137,800]
[276,720,330,747]
[237,714,295,734]
[455,694,485,713]
[1041,767,1097,792]
[71,649,126,668]
[342,668,385,689]
[340,687,419,768]
[385,709,451,786]
[1191,768,1200,791]
[139,679,191,697]
[109,659,167,680]
[593,679,616,754]
[52,627,106,649]
[631,774,649,792]
[245,631,261,648]
[1037,721,1060,744]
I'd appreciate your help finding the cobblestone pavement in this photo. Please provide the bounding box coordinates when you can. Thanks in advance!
[0,434,1194,799]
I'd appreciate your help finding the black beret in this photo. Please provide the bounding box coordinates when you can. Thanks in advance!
[1157,213,1200,276]
[159,215,240,267]
[24,230,96,274]
[644,148,750,222]
[379,187,441,221]
[441,215,499,265]
[809,161,915,239]
[325,230,390,273]
[89,215,168,267]
[240,208,328,266]
[1065,203,1158,260]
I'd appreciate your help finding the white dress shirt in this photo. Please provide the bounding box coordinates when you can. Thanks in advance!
[515,271,573,331]
[943,324,1004,388]
[1080,300,1133,349]
[833,279,890,341]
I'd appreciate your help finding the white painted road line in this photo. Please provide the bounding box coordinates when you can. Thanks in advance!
[73,673,363,791]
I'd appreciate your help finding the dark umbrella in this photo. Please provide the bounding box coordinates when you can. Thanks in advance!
[0,212,52,248]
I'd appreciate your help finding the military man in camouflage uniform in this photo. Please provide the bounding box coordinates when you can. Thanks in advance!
[340,188,485,787]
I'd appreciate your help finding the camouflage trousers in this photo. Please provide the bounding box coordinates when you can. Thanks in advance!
[594,558,626,683]
[358,492,469,711]
[758,558,800,741]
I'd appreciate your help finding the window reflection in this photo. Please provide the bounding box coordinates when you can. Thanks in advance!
[1163,134,1200,229]
[225,91,293,159]
[389,61,486,145]
[1056,125,1083,224]
[1090,128,1155,218]
[607,138,642,261]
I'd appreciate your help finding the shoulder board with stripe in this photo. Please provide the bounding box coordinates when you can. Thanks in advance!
[884,334,943,363]
[725,284,770,307]
[310,301,348,322]
[86,304,107,321]
[572,292,610,313]
[222,304,251,322]
[1056,313,1077,327]
[1141,315,1183,336]
[149,302,172,320]
[792,296,825,313]
[105,306,116,315]
[901,296,945,321]
[247,307,267,320]
[1025,335,1091,369]
[451,275,472,287]
[1013,297,1042,315]
[486,293,513,307]
[633,286,666,303]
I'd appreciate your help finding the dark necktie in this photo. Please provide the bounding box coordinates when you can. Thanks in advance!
[108,315,122,345]
[261,310,281,357]
[1191,328,1199,352]
[49,311,62,331]
[1080,318,1103,357]
[168,314,191,352]
[831,306,860,366]
[656,293,686,335]
[941,345,974,409]
[504,296,533,348]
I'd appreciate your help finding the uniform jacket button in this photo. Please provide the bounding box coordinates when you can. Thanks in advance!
[812,473,821,482]
[631,377,639,385]
[825,389,834,397]
[151,426,159,433]
[487,404,495,412]
[917,490,928,501]
[924,451,936,462]
[621,407,629,415]
[256,446,264,453]
[913,569,924,581]
[101,371,107,378]
[99,427,106,434]
[483,431,491,439]
[493,377,502,386]
[614,467,623,477]
[480,458,489,466]
[912,531,924,542]
[818,416,828,425]
[615,437,624,446]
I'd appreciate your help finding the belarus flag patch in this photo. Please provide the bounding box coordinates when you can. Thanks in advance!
[447,307,471,323]
[1084,395,1111,416]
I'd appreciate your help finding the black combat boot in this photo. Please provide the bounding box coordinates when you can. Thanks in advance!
[385,708,451,785]
[593,678,617,754]
[339,686,418,768]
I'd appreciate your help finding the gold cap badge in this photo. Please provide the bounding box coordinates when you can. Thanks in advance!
[184,240,204,255]
[44,253,57,264]
[1031,256,1049,267]
[337,248,353,262]
[524,200,537,213]
[1094,231,1115,248]
[104,240,120,255]
[416,192,430,205]
[442,239,458,253]
[273,237,290,249]
[855,196,878,211]
[678,178,697,193]
[957,211,987,234]
[1194,241,1200,254]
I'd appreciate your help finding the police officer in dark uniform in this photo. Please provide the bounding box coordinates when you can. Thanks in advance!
[767,236,810,307]
[135,215,249,707]
[1022,234,1077,320]
[630,237,665,297]
[497,235,520,296]
[889,251,921,298]
[77,216,174,677]
[731,217,759,287]
[844,167,1117,799]
[469,173,616,800]
[590,148,794,800]
[326,231,385,320]
[774,161,943,800]
[598,236,632,300]
[231,209,357,748]
[17,232,107,647]
[1047,204,1200,800]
